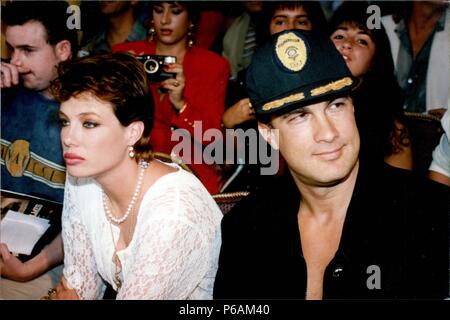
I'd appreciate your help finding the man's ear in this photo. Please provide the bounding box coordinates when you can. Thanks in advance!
[54,40,72,62]
[258,121,279,150]
[126,121,145,146]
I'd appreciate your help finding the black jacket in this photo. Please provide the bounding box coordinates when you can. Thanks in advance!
[214,162,449,299]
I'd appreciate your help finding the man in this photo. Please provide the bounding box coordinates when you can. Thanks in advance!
[0,1,77,299]
[79,0,146,57]
[213,29,448,299]
[382,1,449,116]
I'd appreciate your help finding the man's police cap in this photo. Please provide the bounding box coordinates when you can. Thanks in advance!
[246,29,357,117]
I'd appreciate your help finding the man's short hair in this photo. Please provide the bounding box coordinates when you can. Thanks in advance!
[3,1,78,57]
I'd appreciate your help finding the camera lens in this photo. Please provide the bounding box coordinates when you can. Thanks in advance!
[143,59,159,74]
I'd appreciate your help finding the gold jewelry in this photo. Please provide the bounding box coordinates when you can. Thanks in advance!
[41,288,57,300]
[178,103,188,114]
[187,22,195,48]
[148,20,155,42]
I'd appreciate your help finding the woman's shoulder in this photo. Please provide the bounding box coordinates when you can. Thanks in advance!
[147,165,211,196]
[141,166,222,223]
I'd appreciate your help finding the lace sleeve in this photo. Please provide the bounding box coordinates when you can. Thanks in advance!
[118,182,221,299]
[62,177,105,299]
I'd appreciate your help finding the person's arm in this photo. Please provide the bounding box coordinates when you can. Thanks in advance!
[428,110,449,186]
[222,98,255,129]
[428,171,450,186]
[0,233,63,282]
[55,177,105,300]
[170,54,230,146]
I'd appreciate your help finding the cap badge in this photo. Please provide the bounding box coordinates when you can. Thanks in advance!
[275,32,307,72]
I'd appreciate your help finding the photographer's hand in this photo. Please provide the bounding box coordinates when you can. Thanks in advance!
[160,63,186,111]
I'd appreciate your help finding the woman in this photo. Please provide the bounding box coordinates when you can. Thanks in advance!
[113,2,230,194]
[49,53,222,299]
[329,2,412,170]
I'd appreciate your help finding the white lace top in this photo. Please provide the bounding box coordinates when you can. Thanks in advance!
[61,164,223,300]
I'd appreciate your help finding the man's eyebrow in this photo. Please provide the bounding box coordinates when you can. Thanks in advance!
[282,107,307,118]
[6,42,36,51]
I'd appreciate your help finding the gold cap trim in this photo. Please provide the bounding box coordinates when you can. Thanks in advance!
[310,77,353,96]
[262,92,306,111]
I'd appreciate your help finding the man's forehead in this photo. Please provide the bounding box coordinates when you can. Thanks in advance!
[6,20,48,46]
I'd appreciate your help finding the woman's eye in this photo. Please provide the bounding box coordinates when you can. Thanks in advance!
[357,39,369,46]
[172,8,183,15]
[153,7,163,14]
[332,34,344,40]
[274,19,285,26]
[58,119,69,127]
[83,121,97,129]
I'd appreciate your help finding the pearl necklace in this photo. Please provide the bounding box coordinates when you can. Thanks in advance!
[102,160,149,224]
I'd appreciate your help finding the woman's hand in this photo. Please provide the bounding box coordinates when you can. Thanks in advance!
[222,98,255,128]
[0,234,63,282]
[159,63,186,111]
[53,276,79,300]
[43,276,79,300]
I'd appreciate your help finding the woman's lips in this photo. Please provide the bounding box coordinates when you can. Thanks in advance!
[64,153,85,165]
[159,29,173,36]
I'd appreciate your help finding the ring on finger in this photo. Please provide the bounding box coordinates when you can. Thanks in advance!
[48,288,57,300]
[173,80,180,87]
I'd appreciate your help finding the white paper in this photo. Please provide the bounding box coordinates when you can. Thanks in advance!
[0,210,50,255]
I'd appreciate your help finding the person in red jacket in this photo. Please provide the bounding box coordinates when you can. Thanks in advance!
[114,1,230,194]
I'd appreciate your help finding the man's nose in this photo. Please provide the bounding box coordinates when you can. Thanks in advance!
[314,115,339,143]
[9,50,22,66]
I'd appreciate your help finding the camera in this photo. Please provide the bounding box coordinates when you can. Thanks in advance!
[136,55,176,82]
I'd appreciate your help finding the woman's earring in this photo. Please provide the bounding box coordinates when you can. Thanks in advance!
[187,22,195,48]
[128,146,135,159]
[148,21,155,42]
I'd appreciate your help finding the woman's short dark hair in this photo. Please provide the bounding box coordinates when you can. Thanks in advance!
[51,53,154,163]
